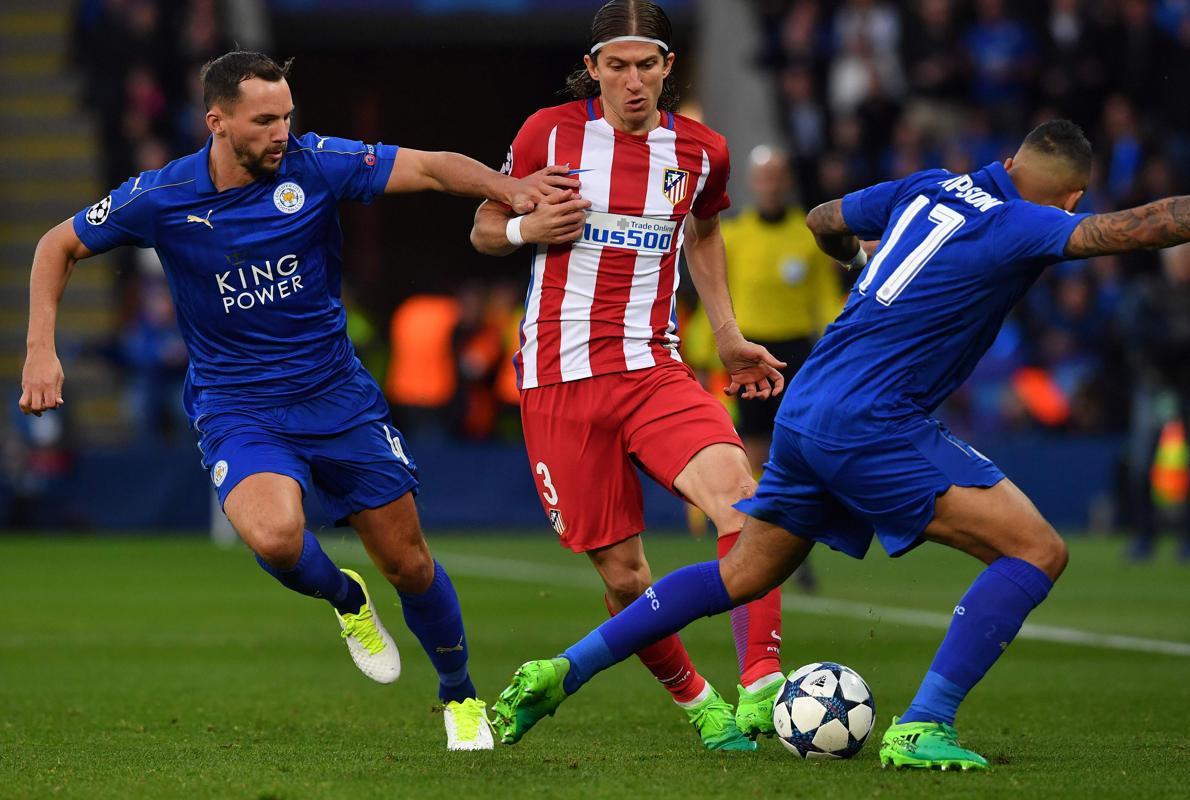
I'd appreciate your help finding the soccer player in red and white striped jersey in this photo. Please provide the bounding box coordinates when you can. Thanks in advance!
[472,0,788,750]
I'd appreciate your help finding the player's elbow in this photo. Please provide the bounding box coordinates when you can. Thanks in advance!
[805,203,832,235]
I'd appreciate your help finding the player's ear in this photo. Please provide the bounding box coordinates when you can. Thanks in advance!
[662,51,675,78]
[206,108,224,137]
[1063,189,1084,213]
[584,54,598,81]
[1003,156,1014,171]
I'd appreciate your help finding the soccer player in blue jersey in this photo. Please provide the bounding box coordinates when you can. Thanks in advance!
[19,51,575,751]
[490,120,1190,767]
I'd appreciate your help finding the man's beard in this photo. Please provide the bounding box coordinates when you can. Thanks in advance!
[233,137,285,180]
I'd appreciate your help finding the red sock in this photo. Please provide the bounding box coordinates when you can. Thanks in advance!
[718,531,783,686]
[604,595,707,704]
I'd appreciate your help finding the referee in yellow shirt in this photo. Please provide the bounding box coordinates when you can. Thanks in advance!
[722,146,842,473]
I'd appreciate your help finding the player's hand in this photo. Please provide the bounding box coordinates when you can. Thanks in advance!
[19,346,64,417]
[506,165,582,214]
[717,331,787,401]
[520,189,592,245]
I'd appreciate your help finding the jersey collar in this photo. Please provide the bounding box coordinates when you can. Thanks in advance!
[195,136,218,194]
[193,133,300,195]
[983,160,1019,201]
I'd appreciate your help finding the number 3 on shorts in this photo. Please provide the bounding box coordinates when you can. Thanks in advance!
[535,461,559,505]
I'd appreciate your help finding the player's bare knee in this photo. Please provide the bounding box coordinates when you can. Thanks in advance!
[1030,528,1068,581]
[601,566,651,609]
[385,548,435,594]
[245,518,304,568]
[719,554,774,605]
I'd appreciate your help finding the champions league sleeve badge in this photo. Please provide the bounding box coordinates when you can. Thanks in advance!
[85,195,112,225]
[273,182,305,214]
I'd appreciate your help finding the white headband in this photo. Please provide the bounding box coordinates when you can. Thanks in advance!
[590,35,669,54]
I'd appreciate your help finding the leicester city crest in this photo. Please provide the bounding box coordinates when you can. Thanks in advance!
[273,181,305,214]
[663,167,689,205]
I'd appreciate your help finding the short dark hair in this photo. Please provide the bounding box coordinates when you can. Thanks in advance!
[564,0,679,112]
[200,51,293,111]
[1021,120,1093,176]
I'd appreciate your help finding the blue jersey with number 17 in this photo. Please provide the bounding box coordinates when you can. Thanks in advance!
[779,161,1090,443]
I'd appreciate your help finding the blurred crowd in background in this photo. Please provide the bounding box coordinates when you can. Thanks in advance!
[53,0,1188,544]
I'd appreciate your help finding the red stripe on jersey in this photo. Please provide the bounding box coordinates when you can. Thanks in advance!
[533,123,587,386]
[587,133,650,375]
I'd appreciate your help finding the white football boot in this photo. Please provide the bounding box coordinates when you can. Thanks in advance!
[335,569,401,684]
[444,698,495,751]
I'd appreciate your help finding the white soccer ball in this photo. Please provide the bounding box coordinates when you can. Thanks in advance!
[772,661,876,759]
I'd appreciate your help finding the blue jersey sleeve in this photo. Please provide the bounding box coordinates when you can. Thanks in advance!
[841,178,903,240]
[300,133,398,203]
[72,174,158,253]
[994,201,1091,267]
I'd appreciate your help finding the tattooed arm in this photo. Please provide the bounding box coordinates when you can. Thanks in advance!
[1065,197,1190,258]
[806,199,866,263]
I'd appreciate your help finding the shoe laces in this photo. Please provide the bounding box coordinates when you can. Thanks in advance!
[340,606,386,655]
[449,699,487,741]
[689,696,734,735]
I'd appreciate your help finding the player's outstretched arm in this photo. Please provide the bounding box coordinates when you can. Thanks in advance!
[21,219,93,416]
[684,213,786,400]
[470,192,591,257]
[1065,196,1190,257]
[386,148,578,213]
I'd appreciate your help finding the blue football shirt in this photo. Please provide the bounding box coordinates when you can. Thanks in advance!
[73,133,398,420]
[779,161,1090,443]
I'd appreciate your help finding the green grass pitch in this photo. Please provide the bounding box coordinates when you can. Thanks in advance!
[1,532,1187,799]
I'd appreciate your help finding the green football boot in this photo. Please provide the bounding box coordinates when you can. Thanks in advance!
[684,686,758,752]
[879,716,990,771]
[491,658,571,744]
[734,677,782,739]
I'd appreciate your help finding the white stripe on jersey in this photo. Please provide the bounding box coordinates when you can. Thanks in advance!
[518,124,558,389]
[557,119,614,380]
[622,125,678,370]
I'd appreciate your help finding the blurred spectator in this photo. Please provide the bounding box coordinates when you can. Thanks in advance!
[119,276,188,444]
[386,294,461,440]
[1118,243,1190,560]
[901,0,966,145]
[963,0,1038,136]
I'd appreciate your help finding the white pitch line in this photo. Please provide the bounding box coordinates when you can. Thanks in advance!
[326,543,1190,658]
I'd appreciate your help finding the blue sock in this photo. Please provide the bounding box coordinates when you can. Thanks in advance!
[901,556,1052,725]
[562,561,732,694]
[255,530,364,616]
[398,561,476,704]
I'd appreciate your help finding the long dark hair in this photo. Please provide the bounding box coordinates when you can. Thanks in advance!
[563,0,679,112]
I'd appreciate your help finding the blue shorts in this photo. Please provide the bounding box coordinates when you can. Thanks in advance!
[736,418,1004,559]
[194,370,418,525]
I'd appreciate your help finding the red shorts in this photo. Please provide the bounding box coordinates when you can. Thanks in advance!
[520,360,743,553]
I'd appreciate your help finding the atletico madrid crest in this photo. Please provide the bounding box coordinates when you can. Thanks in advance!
[663,167,689,205]
[548,508,566,536]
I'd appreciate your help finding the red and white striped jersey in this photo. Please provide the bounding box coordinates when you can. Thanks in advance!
[504,98,731,390]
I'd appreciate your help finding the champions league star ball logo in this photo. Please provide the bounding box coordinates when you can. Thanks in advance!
[85,195,112,225]
[273,182,305,214]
